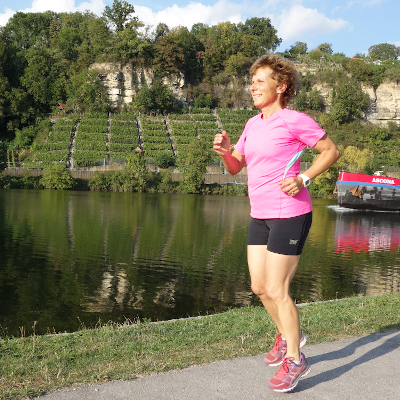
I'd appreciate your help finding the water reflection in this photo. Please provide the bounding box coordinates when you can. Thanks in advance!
[331,207,400,298]
[1,191,400,337]
[334,209,400,253]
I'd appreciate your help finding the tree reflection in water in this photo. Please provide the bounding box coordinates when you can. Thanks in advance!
[0,191,399,337]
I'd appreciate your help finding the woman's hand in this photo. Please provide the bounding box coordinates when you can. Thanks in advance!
[213,131,230,157]
[280,176,304,196]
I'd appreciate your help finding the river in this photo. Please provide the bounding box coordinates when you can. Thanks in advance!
[1,189,399,337]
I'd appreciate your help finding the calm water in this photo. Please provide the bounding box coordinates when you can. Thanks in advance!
[1,189,400,337]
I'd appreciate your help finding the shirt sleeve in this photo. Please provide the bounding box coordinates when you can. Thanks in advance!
[288,112,326,148]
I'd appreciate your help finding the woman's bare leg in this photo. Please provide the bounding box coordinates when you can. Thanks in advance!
[248,245,301,361]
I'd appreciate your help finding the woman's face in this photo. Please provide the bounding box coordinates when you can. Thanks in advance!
[250,67,285,110]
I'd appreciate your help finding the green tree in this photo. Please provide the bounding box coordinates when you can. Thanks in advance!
[294,88,308,111]
[288,41,308,56]
[20,47,59,110]
[154,23,169,40]
[317,43,333,55]
[65,68,109,113]
[337,146,374,173]
[193,93,213,108]
[329,78,370,125]
[103,0,137,32]
[121,151,149,192]
[1,11,57,86]
[309,88,323,111]
[56,26,82,61]
[238,17,282,54]
[0,41,9,134]
[177,139,212,194]
[153,151,175,169]
[133,81,175,114]
[40,163,76,189]
[368,43,400,61]
[153,29,186,76]
[308,48,323,61]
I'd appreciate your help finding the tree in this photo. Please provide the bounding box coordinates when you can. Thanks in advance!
[65,68,110,113]
[133,81,175,114]
[317,43,333,55]
[153,151,175,169]
[20,47,58,109]
[193,93,213,108]
[121,152,149,192]
[337,146,374,173]
[294,88,308,111]
[308,48,323,61]
[368,43,400,61]
[329,78,370,125]
[177,139,212,193]
[0,41,9,133]
[103,0,137,32]
[154,23,169,40]
[238,17,282,54]
[309,88,323,111]
[288,41,308,56]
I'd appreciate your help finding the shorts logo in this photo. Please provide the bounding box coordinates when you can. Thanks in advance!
[289,239,298,245]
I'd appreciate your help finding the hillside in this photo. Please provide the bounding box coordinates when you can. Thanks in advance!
[20,108,258,169]
[93,61,400,128]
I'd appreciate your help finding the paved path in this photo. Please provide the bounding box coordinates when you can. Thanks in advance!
[37,330,400,399]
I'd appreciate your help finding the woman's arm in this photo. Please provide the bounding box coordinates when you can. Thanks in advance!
[302,134,341,180]
[280,134,340,195]
[213,131,246,175]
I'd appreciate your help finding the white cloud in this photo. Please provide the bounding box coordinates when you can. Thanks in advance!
[0,0,106,27]
[26,0,106,14]
[135,0,244,29]
[0,7,16,27]
[347,0,387,8]
[274,4,349,41]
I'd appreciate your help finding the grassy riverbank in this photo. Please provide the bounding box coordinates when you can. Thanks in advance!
[1,293,400,399]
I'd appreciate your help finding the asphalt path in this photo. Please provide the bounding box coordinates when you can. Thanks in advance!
[37,329,400,400]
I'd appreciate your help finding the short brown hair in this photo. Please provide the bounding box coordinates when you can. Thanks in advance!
[250,53,300,107]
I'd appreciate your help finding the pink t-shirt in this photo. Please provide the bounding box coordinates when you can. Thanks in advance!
[234,108,326,219]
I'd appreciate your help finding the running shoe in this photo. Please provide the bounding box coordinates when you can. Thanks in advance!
[264,332,307,366]
[267,352,311,392]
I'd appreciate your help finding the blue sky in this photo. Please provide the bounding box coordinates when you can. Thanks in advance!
[1,0,399,58]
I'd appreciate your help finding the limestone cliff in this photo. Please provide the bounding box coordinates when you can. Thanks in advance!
[90,63,185,107]
[363,81,400,125]
[91,62,399,125]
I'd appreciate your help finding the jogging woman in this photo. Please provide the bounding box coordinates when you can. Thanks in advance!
[213,53,340,392]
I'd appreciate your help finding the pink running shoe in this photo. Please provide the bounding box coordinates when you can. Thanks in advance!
[267,353,311,392]
[264,332,307,366]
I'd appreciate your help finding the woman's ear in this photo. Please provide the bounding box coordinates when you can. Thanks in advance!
[277,82,287,94]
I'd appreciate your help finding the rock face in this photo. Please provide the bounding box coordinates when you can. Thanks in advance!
[92,62,399,126]
[90,63,185,107]
[363,81,400,125]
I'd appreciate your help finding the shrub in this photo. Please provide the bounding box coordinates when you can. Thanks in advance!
[40,164,76,189]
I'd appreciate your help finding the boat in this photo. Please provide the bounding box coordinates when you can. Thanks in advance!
[336,172,400,212]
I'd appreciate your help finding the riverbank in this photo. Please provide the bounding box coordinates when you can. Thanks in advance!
[1,293,400,399]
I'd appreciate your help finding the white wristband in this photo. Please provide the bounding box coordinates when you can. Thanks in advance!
[299,174,311,187]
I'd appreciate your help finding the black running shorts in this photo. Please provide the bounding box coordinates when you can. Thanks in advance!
[247,212,312,255]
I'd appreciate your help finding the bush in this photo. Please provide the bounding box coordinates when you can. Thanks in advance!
[177,139,213,193]
[88,172,113,191]
[193,94,213,108]
[40,164,76,189]
[153,152,176,169]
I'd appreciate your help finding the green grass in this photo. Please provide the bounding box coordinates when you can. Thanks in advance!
[1,294,400,399]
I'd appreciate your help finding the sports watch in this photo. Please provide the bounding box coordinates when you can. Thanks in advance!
[298,174,311,187]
